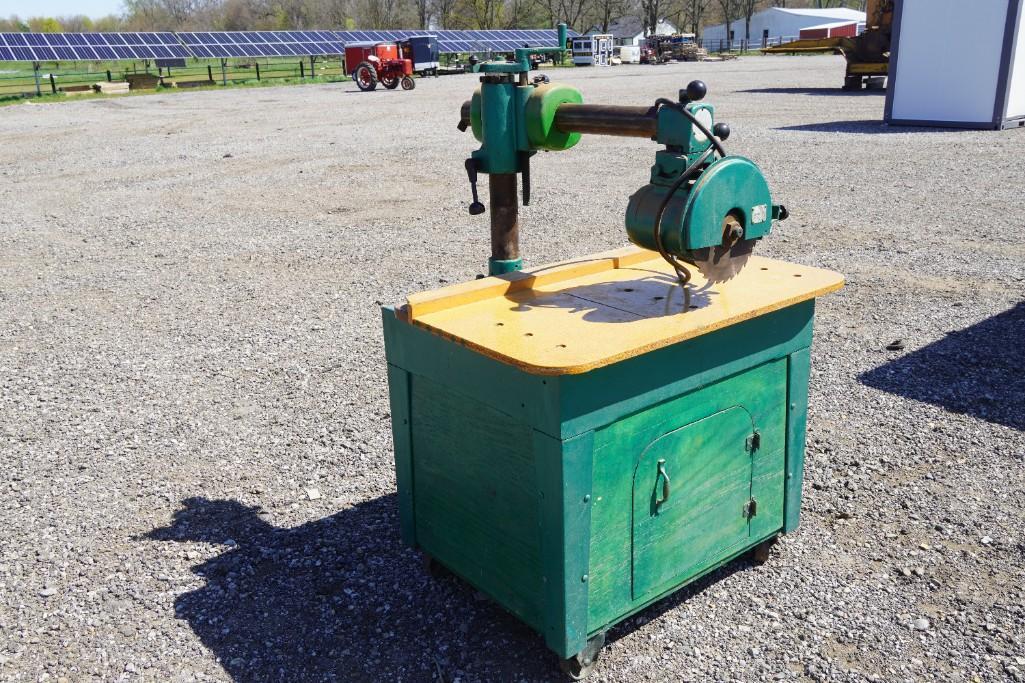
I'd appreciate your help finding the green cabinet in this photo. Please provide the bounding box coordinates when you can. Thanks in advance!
[382,246,842,674]
[383,299,819,665]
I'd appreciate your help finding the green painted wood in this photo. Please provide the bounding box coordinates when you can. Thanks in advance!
[382,302,814,440]
[558,302,813,439]
[583,526,781,637]
[586,359,787,631]
[631,407,755,598]
[750,444,786,542]
[386,364,416,545]
[381,302,819,658]
[382,307,561,436]
[534,430,594,659]
[410,374,545,631]
[784,346,812,533]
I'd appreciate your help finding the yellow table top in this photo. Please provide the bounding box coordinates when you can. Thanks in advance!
[400,246,844,376]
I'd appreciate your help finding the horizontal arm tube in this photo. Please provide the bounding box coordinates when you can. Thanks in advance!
[552,104,656,138]
[458,101,658,138]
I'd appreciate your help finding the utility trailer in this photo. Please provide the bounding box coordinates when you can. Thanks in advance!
[571,35,613,66]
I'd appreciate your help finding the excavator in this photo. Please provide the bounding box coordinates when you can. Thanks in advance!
[762,0,893,90]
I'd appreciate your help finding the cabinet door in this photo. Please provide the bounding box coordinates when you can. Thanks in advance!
[631,406,756,598]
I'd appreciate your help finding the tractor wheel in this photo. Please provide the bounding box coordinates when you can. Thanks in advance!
[381,74,399,89]
[401,76,416,90]
[354,62,378,91]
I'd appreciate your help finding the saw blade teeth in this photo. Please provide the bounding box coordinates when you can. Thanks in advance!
[691,240,755,284]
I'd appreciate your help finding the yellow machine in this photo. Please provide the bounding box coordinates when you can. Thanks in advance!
[762,0,893,90]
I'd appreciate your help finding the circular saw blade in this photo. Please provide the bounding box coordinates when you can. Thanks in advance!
[688,238,756,284]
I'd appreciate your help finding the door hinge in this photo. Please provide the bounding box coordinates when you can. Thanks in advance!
[746,431,761,453]
[744,497,758,519]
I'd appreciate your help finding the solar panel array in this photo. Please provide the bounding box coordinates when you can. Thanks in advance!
[0,32,189,62]
[333,29,574,54]
[177,31,347,58]
[0,28,572,62]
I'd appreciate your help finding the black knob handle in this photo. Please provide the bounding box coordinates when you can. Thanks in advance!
[465,158,485,215]
[713,122,731,141]
[680,80,707,104]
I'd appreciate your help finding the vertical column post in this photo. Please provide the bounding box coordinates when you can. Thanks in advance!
[488,173,520,274]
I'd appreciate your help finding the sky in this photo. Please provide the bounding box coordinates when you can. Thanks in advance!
[3,0,124,18]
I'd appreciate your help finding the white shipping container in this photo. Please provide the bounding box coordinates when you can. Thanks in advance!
[885,0,1025,129]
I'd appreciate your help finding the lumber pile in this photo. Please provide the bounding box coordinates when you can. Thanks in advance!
[165,79,216,88]
[125,73,161,90]
[61,85,94,97]
[93,81,130,95]
[674,43,708,62]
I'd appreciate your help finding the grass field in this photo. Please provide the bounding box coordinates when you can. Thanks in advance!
[0,55,354,99]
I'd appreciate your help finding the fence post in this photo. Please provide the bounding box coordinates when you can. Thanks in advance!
[220,59,227,86]
[32,62,41,97]
[49,73,56,94]
[300,60,305,79]
[310,56,315,78]
[719,38,724,53]
[255,62,261,81]
[106,69,112,82]
[208,65,213,82]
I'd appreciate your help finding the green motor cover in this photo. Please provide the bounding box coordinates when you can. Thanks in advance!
[625,155,774,257]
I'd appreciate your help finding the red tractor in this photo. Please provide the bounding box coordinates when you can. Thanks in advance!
[345,42,416,91]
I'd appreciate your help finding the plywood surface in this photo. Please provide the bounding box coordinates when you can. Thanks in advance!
[402,246,843,375]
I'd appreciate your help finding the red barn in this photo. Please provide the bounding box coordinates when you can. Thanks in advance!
[799,21,860,39]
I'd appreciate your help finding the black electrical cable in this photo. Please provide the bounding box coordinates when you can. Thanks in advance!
[651,146,715,287]
[649,98,729,288]
[653,97,727,157]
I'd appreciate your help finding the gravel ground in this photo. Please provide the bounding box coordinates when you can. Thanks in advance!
[2,55,1024,683]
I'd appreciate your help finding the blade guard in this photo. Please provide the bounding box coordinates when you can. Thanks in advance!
[625,155,775,258]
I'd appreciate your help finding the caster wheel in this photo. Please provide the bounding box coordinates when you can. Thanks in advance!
[422,553,450,579]
[749,536,778,565]
[559,632,605,680]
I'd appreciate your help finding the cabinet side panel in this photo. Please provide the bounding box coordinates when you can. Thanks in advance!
[386,364,416,546]
[410,375,545,631]
[535,430,594,659]
[784,347,812,533]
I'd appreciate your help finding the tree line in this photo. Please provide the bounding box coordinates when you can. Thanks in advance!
[0,0,865,36]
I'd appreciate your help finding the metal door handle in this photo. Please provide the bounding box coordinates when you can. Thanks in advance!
[656,459,671,509]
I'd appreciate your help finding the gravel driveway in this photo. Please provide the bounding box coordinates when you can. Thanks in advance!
[1,55,1023,682]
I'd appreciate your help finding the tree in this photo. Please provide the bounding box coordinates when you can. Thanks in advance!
[716,0,735,41]
[58,15,95,32]
[27,17,63,32]
[587,0,629,33]
[640,0,661,36]
[679,0,711,37]
[432,0,460,27]
[122,0,218,30]
[739,0,761,40]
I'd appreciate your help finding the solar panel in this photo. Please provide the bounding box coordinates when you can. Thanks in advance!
[0,32,189,62]
[175,31,347,58]
[331,28,569,55]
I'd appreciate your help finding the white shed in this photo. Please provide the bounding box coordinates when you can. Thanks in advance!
[589,16,678,46]
[703,7,866,46]
[885,0,1025,129]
